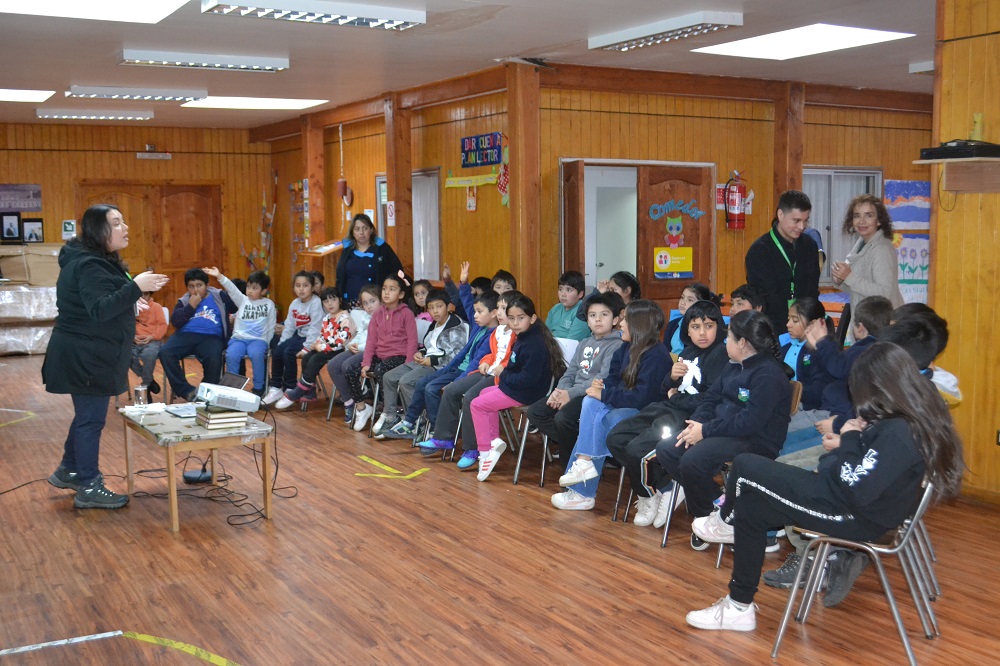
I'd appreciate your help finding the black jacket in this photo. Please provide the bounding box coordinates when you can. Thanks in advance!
[499,324,555,405]
[42,241,142,396]
[334,237,404,301]
[781,340,834,411]
[745,223,820,331]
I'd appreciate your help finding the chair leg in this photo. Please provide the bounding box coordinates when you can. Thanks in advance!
[715,543,726,569]
[368,383,380,438]
[773,539,823,658]
[899,542,936,638]
[326,384,337,422]
[870,553,919,666]
[612,467,626,522]
[447,409,463,462]
[512,417,531,485]
[539,435,549,487]
[913,522,941,598]
[660,483,681,548]
[798,542,831,624]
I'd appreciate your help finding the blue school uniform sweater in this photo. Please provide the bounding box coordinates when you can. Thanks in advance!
[781,339,834,411]
[814,335,878,431]
[601,341,672,410]
[498,324,553,405]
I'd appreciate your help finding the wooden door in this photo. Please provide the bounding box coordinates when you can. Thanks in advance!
[636,165,715,307]
[77,185,158,277]
[561,160,585,273]
[157,185,222,308]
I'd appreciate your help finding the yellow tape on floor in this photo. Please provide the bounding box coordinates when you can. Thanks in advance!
[123,632,241,665]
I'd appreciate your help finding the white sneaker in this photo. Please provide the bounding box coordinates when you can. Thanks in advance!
[686,596,757,632]
[692,511,735,544]
[476,439,507,481]
[274,396,295,410]
[632,493,661,527]
[353,403,374,431]
[653,484,686,529]
[372,412,387,433]
[262,386,284,405]
[558,457,599,487]
[551,488,596,511]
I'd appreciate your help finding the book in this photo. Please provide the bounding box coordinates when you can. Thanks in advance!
[196,415,248,429]
[196,405,248,419]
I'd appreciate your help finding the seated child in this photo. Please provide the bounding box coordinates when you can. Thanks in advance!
[310,270,325,295]
[664,282,718,354]
[490,269,517,294]
[275,287,353,409]
[728,283,766,315]
[130,290,167,395]
[471,293,568,482]
[408,279,433,322]
[655,310,791,550]
[575,270,641,322]
[890,303,959,404]
[345,274,418,431]
[374,289,468,436]
[412,290,518,464]
[159,268,237,402]
[327,284,381,423]
[781,297,835,412]
[545,270,591,341]
[551,300,672,509]
[383,280,498,440]
[262,271,324,405]
[606,300,730,527]
[527,291,626,463]
[205,267,275,396]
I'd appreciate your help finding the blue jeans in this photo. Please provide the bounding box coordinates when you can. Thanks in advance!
[566,397,639,499]
[405,366,461,425]
[158,332,225,399]
[227,338,269,390]
[60,394,111,484]
[270,336,305,390]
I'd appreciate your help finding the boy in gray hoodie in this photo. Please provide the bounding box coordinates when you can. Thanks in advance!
[525,291,626,462]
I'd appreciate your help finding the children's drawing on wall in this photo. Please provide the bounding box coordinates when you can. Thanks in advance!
[665,215,684,248]
[884,180,931,230]
[897,232,929,304]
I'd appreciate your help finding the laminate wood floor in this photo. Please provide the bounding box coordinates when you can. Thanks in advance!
[0,355,995,665]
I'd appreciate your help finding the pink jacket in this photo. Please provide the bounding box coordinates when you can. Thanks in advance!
[363,304,418,366]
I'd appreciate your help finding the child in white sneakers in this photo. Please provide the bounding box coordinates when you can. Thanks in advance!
[262,271,323,405]
[275,287,353,409]
[327,284,380,423]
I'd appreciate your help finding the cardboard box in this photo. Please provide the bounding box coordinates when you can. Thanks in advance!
[0,246,29,282]
[25,243,62,287]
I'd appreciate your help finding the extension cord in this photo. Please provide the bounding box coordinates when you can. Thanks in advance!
[183,469,213,484]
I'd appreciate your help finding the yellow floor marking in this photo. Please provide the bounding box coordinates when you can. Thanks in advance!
[356,455,429,479]
[123,631,241,665]
[0,408,36,427]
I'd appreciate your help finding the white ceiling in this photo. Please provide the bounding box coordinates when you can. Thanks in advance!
[0,0,935,129]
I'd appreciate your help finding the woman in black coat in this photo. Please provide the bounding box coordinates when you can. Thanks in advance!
[42,204,168,509]
[335,213,405,306]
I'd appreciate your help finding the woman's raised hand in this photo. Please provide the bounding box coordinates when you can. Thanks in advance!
[134,271,169,292]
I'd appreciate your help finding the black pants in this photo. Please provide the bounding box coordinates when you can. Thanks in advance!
[723,453,888,604]
[345,354,406,403]
[300,349,341,386]
[656,435,756,518]
[60,394,110,484]
[607,401,691,498]
[433,372,493,445]
[525,394,585,462]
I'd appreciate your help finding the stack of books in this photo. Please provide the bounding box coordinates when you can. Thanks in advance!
[195,405,249,430]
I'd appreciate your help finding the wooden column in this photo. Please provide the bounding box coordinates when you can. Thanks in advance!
[301,115,325,245]
[773,81,805,205]
[506,63,542,299]
[384,93,414,276]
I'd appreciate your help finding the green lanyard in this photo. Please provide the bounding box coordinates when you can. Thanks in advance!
[769,229,796,305]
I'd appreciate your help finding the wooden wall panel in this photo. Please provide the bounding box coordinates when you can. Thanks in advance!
[324,118,386,243]
[411,92,509,283]
[933,4,1000,500]
[541,89,775,305]
[268,139,302,312]
[0,122,272,301]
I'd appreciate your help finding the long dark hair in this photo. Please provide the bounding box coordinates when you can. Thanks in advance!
[622,299,666,389]
[504,293,567,380]
[728,310,781,360]
[609,271,641,301]
[684,282,720,307]
[789,297,834,337]
[842,194,894,239]
[78,204,126,269]
[849,342,964,499]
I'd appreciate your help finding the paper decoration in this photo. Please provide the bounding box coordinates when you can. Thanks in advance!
[897,232,929,304]
[444,173,498,188]
[654,246,694,279]
[885,180,931,230]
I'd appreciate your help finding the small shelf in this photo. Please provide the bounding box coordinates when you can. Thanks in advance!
[912,157,1000,193]
[298,241,344,258]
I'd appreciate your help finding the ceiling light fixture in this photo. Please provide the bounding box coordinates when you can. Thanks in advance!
[0,0,188,24]
[182,96,327,110]
[120,49,289,72]
[201,0,425,30]
[909,60,934,75]
[36,109,154,121]
[0,88,55,103]
[65,85,208,102]
[692,23,914,60]
[589,11,743,52]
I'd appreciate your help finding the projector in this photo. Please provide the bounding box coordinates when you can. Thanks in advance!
[195,382,260,412]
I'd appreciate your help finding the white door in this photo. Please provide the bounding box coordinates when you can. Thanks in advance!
[412,171,440,280]
[584,166,638,289]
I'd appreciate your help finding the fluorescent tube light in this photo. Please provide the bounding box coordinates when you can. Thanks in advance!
[66,85,208,102]
[36,109,154,120]
[201,0,424,29]
[589,11,743,52]
[183,96,327,110]
[0,0,188,24]
[121,49,289,72]
[692,23,914,60]
[0,88,55,103]
[909,60,934,74]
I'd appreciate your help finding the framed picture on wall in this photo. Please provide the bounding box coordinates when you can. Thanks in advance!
[1,212,21,245]
[22,218,43,243]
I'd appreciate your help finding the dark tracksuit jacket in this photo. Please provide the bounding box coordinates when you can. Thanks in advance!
[781,340,835,411]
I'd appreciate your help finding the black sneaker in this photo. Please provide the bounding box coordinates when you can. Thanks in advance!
[823,551,869,607]
[148,379,161,395]
[48,465,83,491]
[74,477,129,510]
[765,535,781,552]
[690,533,711,551]
[763,552,811,589]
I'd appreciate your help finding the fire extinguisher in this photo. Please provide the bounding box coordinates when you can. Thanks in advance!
[725,171,747,230]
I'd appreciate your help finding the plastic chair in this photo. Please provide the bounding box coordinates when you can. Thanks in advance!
[772,482,937,666]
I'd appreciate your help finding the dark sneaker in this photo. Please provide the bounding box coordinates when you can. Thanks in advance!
[690,533,711,551]
[763,552,811,589]
[373,415,402,439]
[823,551,869,607]
[73,478,129,509]
[382,420,416,440]
[148,379,161,395]
[48,465,83,491]
[765,535,780,552]
[343,404,355,424]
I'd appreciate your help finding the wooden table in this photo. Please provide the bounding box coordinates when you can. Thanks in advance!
[119,407,274,532]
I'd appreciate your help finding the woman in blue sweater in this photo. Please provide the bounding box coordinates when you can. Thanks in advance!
[470,294,567,482]
[656,310,792,547]
[686,342,964,631]
[552,300,672,511]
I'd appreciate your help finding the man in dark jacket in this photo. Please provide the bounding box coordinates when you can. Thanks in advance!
[745,190,820,331]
